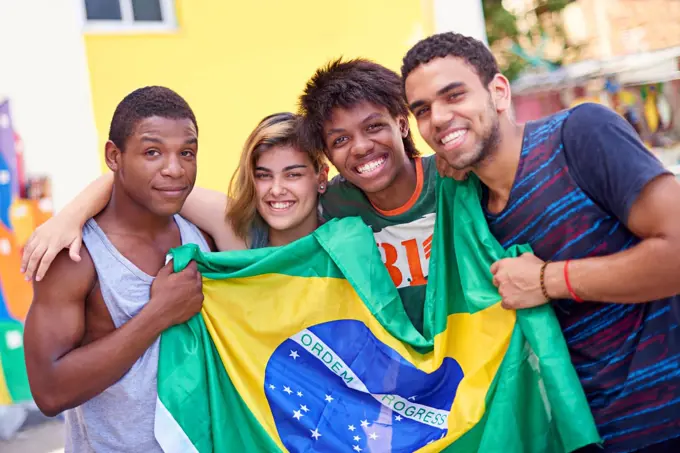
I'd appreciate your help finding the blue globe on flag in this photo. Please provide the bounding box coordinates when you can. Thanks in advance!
[264,320,464,452]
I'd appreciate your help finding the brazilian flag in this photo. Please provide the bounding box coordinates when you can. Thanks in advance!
[155,177,601,452]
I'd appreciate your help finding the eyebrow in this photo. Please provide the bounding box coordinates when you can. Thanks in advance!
[255,164,309,172]
[326,112,385,136]
[437,82,464,96]
[408,82,465,111]
[361,112,385,124]
[139,136,198,145]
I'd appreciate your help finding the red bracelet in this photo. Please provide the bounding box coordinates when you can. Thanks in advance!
[563,260,584,303]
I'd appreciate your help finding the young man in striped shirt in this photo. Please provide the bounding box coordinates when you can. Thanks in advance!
[402,32,680,453]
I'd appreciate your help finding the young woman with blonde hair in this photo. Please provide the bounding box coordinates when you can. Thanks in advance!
[227,112,328,249]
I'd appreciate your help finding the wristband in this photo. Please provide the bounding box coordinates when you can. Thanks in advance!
[564,260,584,303]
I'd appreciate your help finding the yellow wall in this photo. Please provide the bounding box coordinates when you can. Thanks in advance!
[84,0,434,191]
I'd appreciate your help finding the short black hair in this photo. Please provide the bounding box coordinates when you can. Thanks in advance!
[298,58,419,159]
[108,86,198,151]
[401,32,500,89]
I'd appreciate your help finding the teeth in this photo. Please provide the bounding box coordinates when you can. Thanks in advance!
[270,201,294,209]
[441,130,466,145]
[356,157,386,174]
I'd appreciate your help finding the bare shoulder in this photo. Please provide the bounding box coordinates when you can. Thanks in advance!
[32,246,97,306]
[25,246,98,373]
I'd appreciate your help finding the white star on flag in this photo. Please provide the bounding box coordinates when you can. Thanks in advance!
[408,395,417,401]
[300,404,310,412]
[293,410,304,420]
[369,432,379,440]
[353,445,362,452]
[325,394,334,403]
[289,350,299,360]
[284,386,293,395]
[353,435,361,442]
[297,391,304,397]
[348,425,356,432]
[395,415,403,421]
[269,384,276,390]
[310,428,322,440]
[360,420,370,428]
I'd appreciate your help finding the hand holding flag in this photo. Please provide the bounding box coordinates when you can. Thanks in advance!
[491,253,552,310]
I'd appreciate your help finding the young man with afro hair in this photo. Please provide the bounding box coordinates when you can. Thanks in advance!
[402,31,680,453]
[298,58,436,334]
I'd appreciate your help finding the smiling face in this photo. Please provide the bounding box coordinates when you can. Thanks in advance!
[254,145,327,240]
[106,115,198,216]
[322,101,411,196]
[405,56,506,170]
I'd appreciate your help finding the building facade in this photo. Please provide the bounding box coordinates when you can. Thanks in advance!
[0,0,487,434]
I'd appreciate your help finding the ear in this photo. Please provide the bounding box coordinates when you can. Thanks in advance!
[397,116,410,138]
[317,164,329,194]
[488,73,512,114]
[105,140,121,172]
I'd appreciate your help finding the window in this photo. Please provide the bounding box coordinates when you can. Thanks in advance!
[83,0,176,33]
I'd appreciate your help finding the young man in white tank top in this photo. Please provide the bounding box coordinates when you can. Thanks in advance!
[23,86,214,452]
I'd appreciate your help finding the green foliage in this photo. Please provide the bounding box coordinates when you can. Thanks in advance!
[483,0,578,81]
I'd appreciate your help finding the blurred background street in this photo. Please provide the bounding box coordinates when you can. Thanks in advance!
[2,422,64,453]
[1,410,63,453]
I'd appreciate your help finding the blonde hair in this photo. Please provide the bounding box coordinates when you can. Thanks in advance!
[226,112,325,244]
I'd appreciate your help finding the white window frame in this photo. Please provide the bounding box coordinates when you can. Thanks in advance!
[82,0,177,34]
